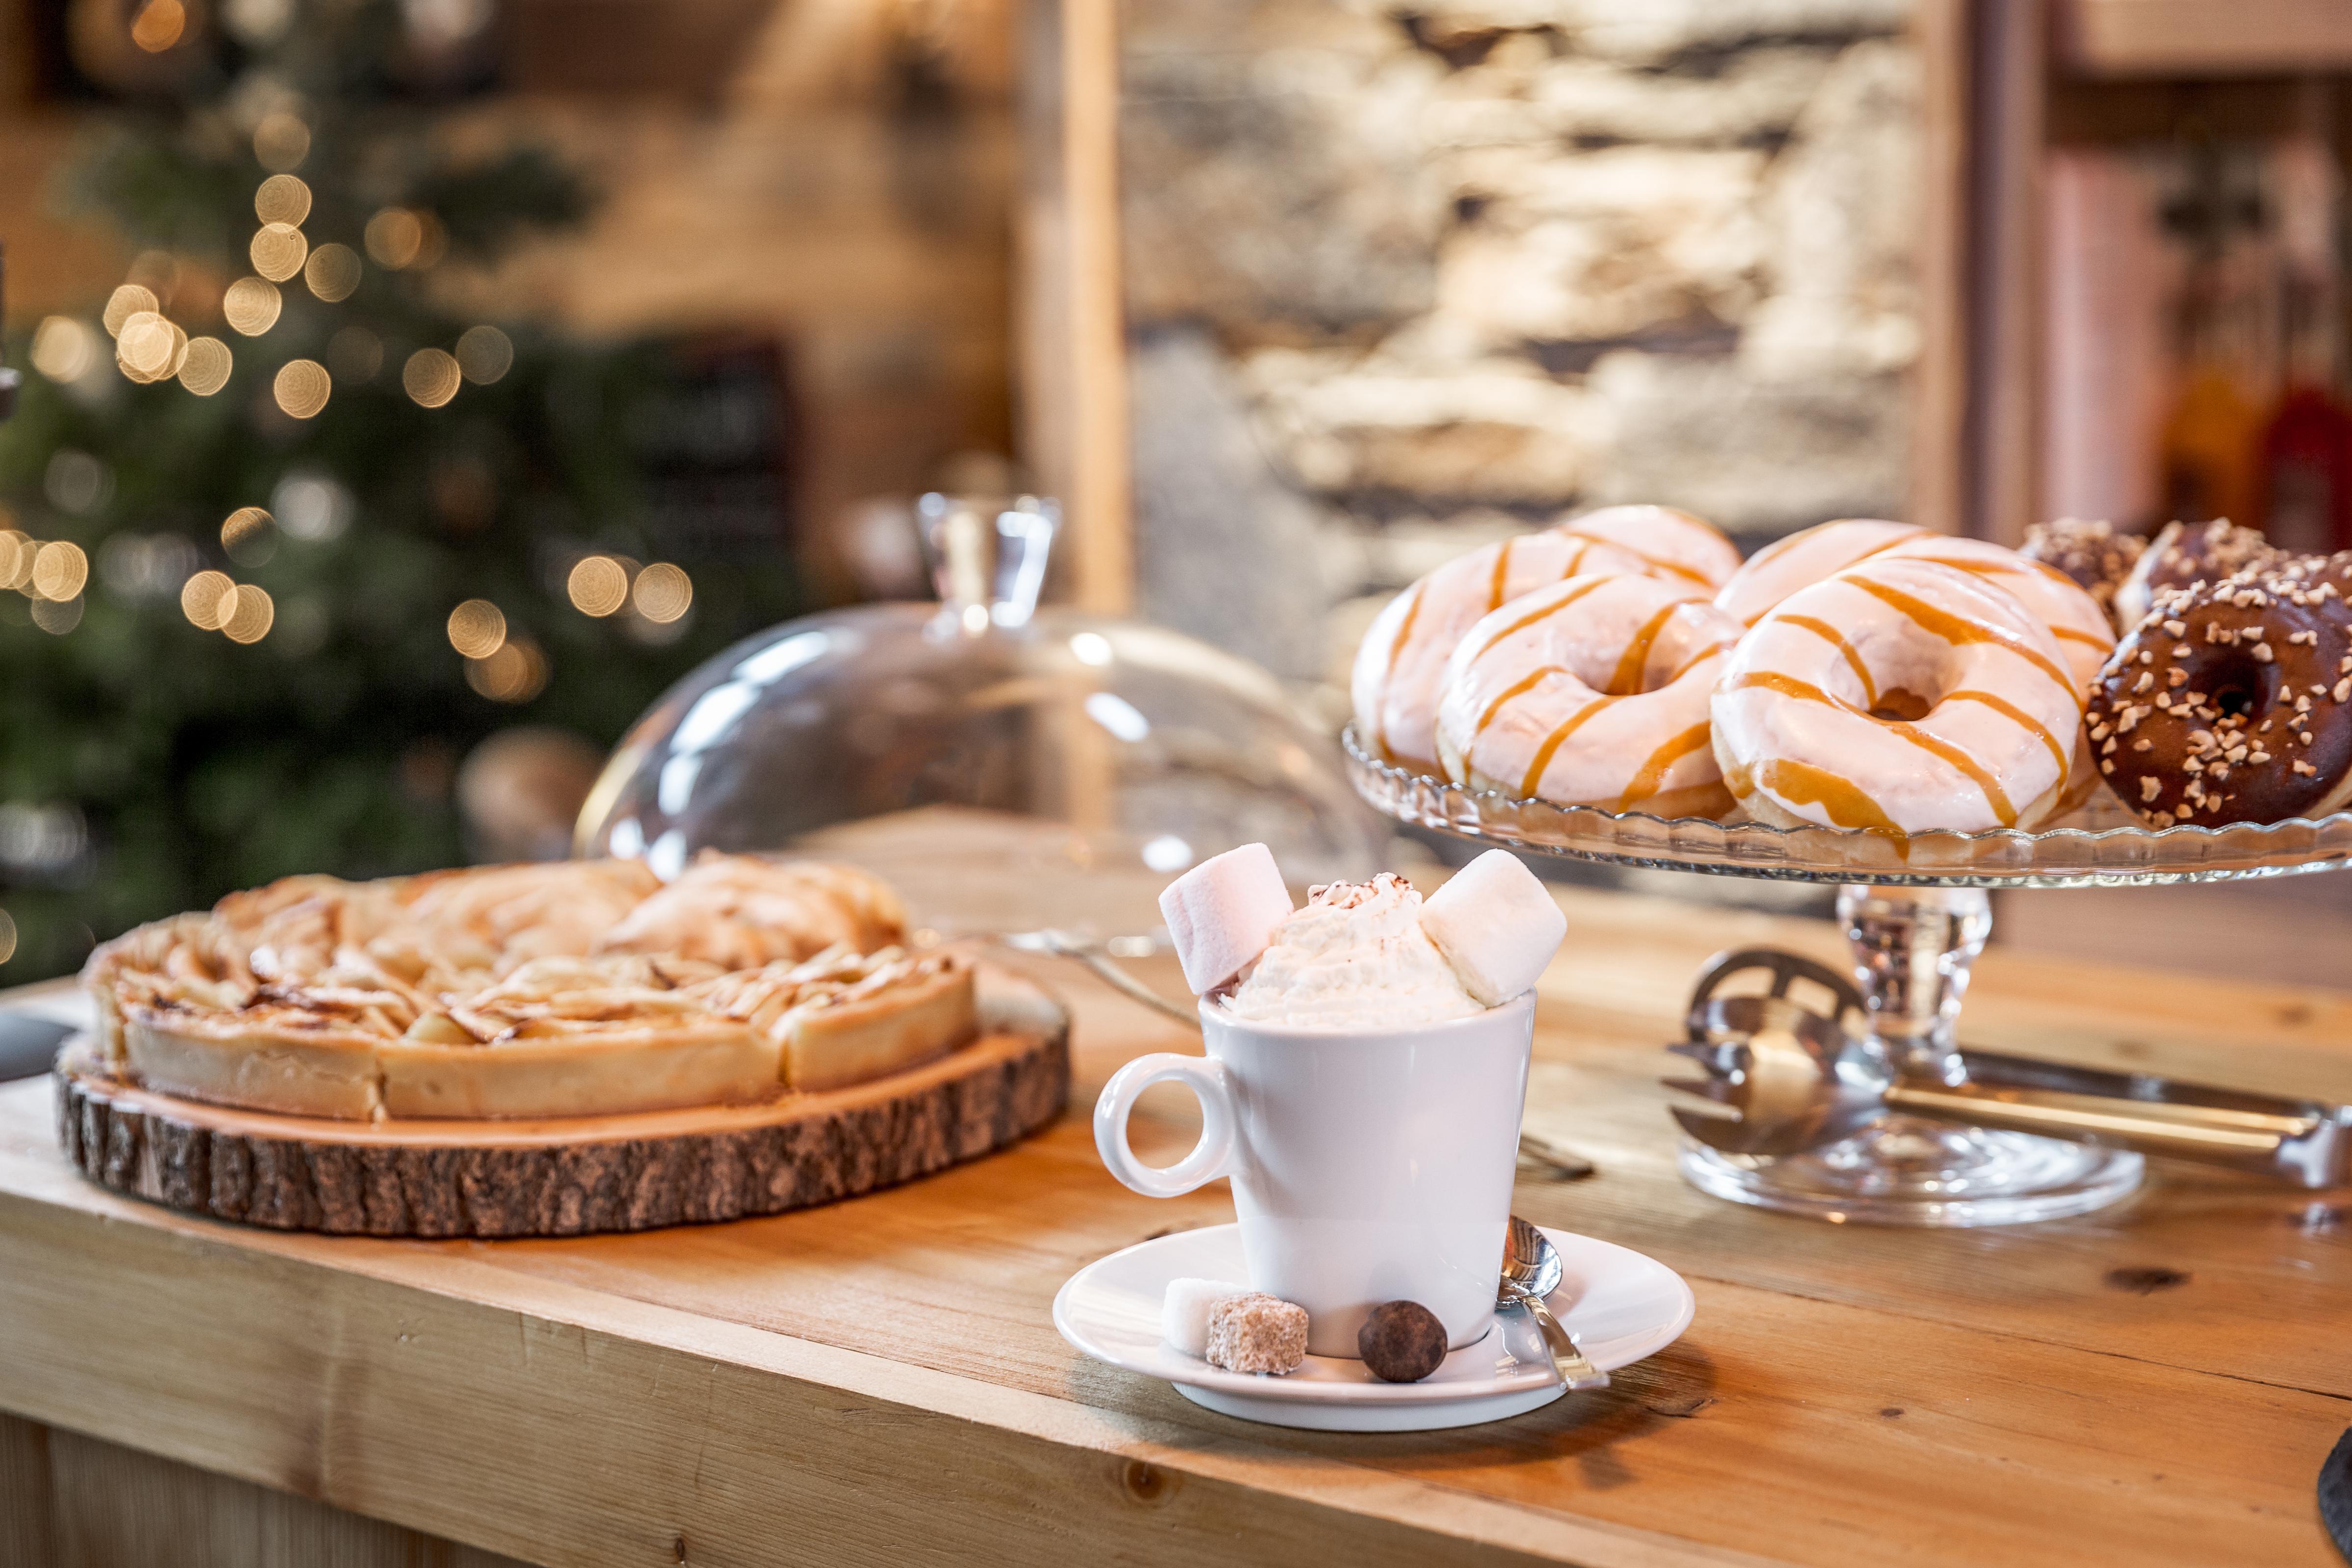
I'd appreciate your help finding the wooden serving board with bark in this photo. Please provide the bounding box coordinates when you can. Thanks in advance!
[51,965,1068,1238]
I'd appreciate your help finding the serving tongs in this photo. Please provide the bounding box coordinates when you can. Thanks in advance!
[1665,948,2352,1187]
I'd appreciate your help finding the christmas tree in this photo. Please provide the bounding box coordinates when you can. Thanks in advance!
[0,0,808,979]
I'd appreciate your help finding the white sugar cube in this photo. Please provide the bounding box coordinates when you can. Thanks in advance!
[1158,843,1294,996]
[1162,1277,1248,1357]
[1418,849,1567,1006]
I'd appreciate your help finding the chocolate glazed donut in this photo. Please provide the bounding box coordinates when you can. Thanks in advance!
[2087,565,2352,827]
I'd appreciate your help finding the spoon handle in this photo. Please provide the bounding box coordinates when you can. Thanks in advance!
[1506,1283,1609,1391]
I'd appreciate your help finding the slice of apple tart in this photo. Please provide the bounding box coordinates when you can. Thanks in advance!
[83,852,977,1121]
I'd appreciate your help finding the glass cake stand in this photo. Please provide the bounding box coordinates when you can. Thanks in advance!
[1344,727,2352,1225]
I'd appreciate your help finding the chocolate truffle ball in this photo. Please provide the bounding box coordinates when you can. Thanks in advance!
[1358,1300,1447,1383]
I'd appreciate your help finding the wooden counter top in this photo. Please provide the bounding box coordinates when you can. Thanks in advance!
[3,876,2350,1566]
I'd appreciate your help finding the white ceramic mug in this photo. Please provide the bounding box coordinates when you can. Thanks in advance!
[1093,993,1535,1358]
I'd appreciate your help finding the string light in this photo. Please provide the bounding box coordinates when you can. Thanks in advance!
[130,0,184,53]
[446,599,506,659]
[304,243,361,302]
[222,277,282,336]
[466,636,548,702]
[254,113,310,172]
[102,286,157,338]
[31,596,84,635]
[31,543,89,602]
[221,585,274,644]
[273,360,331,419]
[116,313,188,384]
[404,348,461,408]
[178,337,233,396]
[250,223,308,283]
[632,563,692,623]
[456,326,513,384]
[0,910,17,964]
[182,571,235,630]
[221,507,275,565]
[253,174,312,227]
[0,535,26,589]
[30,318,98,382]
[566,555,628,617]
[365,209,424,269]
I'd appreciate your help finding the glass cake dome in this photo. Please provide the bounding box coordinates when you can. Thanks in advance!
[574,495,1386,936]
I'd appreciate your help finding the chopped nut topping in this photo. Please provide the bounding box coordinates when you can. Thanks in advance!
[2139,775,2162,802]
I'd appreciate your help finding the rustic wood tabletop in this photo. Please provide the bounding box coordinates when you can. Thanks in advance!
[3,835,2350,1566]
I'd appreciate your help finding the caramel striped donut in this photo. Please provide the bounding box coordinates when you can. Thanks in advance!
[1351,531,1648,769]
[1711,558,2080,833]
[1435,574,1744,816]
[1557,505,1742,592]
[1714,518,1926,627]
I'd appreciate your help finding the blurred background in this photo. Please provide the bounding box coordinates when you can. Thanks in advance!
[3,0,2352,984]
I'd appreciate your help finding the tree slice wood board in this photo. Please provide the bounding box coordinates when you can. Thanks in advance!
[51,966,1070,1239]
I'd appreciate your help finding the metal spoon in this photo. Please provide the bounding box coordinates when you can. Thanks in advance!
[1007,930,1602,1178]
[1500,1215,1609,1391]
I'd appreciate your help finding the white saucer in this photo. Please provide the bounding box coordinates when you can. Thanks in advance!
[1053,1223,1694,1431]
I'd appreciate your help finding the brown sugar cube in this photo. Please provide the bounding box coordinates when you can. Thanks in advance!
[1204,1292,1309,1375]
[1358,1300,1448,1383]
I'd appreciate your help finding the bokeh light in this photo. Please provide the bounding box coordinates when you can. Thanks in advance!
[566,555,628,617]
[365,208,424,269]
[273,472,355,541]
[103,286,158,338]
[404,348,462,408]
[31,596,84,635]
[31,318,98,382]
[0,535,29,590]
[220,507,276,565]
[182,571,235,630]
[178,337,233,396]
[130,0,185,51]
[0,909,18,964]
[326,325,382,382]
[446,598,507,659]
[45,452,109,514]
[250,223,309,283]
[466,636,548,703]
[304,243,362,302]
[116,312,188,383]
[222,585,274,644]
[456,325,514,384]
[254,174,312,227]
[222,277,282,336]
[273,359,331,419]
[32,542,89,602]
[254,113,310,172]
[632,563,693,623]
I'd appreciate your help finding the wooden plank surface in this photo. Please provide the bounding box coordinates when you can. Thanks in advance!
[2,864,2350,1566]
[2056,0,2352,76]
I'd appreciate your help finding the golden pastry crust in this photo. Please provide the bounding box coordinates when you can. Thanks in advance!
[83,856,970,1121]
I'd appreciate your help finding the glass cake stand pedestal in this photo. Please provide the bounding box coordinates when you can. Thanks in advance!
[1344,728,2352,1226]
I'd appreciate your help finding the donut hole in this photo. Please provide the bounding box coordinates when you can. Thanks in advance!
[2195,655,2278,721]
[1871,688,1934,723]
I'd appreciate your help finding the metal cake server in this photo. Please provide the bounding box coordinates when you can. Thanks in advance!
[1665,948,2352,1186]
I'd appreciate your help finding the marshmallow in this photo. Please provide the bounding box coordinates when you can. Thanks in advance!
[1158,843,1294,995]
[1417,849,1567,1005]
[1162,1277,1247,1357]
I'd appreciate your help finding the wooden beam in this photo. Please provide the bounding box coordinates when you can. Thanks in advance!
[1911,0,1972,537]
[1017,0,1133,614]
[2056,0,2352,77]
[1962,0,2048,544]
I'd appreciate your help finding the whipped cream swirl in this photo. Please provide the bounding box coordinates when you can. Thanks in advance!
[1220,873,1482,1029]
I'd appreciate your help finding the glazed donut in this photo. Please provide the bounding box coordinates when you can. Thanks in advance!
[1714,518,1926,627]
[1879,535,2114,687]
[1435,573,1744,815]
[1351,530,1648,768]
[2085,563,2352,827]
[2018,517,2146,629]
[1556,505,1742,592]
[1712,557,2081,833]
[2111,519,2277,633]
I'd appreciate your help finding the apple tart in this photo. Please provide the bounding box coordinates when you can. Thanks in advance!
[83,852,977,1121]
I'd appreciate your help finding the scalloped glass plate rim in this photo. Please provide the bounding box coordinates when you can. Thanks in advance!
[1341,725,2352,886]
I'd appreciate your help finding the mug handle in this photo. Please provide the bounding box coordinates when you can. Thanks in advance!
[1093,1052,1239,1199]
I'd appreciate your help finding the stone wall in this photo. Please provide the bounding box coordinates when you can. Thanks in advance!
[1119,0,1924,704]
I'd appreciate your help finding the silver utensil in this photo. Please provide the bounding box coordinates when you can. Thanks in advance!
[1666,948,2352,1186]
[1007,930,1602,1178]
[1500,1215,1608,1391]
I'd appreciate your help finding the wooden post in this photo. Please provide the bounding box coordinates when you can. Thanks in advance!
[1962,0,2048,545]
[1017,0,1132,615]
[1911,0,1971,537]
